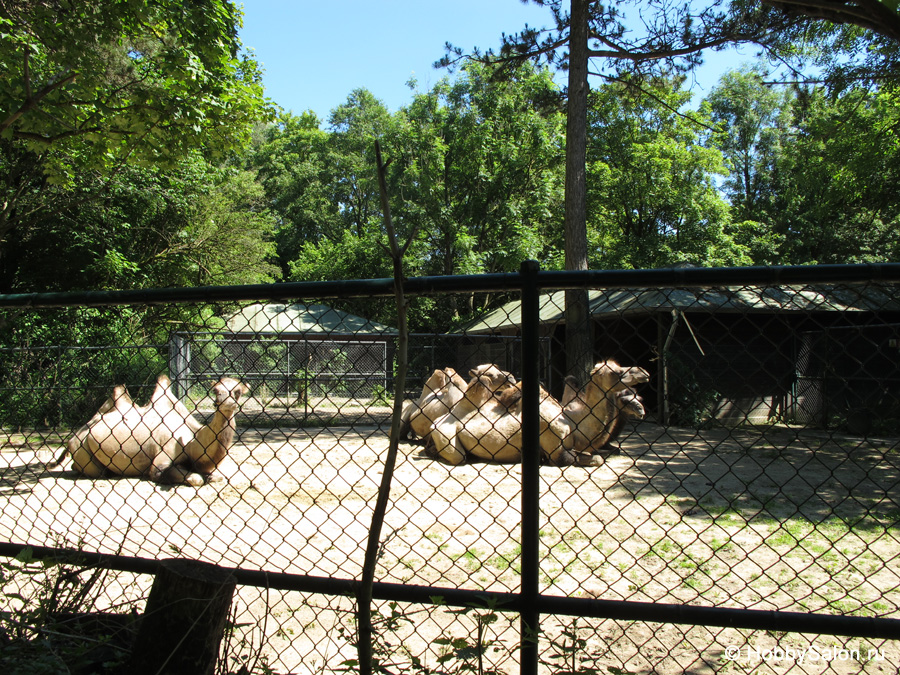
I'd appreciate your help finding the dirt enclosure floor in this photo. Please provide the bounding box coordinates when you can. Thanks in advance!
[1,412,899,674]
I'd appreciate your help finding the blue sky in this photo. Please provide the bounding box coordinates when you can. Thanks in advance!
[237,1,760,123]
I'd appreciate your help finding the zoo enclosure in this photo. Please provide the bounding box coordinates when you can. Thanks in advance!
[1,262,900,673]
[168,331,547,406]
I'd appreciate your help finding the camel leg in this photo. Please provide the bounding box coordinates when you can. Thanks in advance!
[398,403,414,440]
[164,464,207,487]
[576,452,604,467]
[70,441,108,478]
[435,437,467,465]
[545,445,576,467]
[148,441,181,484]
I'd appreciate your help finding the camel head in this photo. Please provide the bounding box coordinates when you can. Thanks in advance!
[211,377,249,414]
[457,365,517,409]
[617,388,646,420]
[589,360,650,396]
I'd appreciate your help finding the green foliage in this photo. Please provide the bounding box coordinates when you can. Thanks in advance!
[261,62,564,329]
[250,111,343,275]
[0,308,165,427]
[703,66,793,227]
[4,0,900,321]
[586,75,750,269]
[5,153,280,292]
[665,351,721,429]
[398,61,566,278]
[543,618,608,675]
[246,337,288,378]
[0,548,136,674]
[337,601,506,675]
[0,304,225,427]
[767,85,900,264]
[0,0,270,174]
[0,0,275,290]
[433,606,503,675]
[369,384,392,406]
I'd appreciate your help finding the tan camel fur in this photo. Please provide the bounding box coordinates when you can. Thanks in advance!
[48,385,133,469]
[561,377,645,452]
[457,381,576,465]
[399,367,468,441]
[428,365,517,464]
[563,361,649,462]
[65,374,248,486]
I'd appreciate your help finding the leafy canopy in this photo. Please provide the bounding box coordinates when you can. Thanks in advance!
[0,0,271,174]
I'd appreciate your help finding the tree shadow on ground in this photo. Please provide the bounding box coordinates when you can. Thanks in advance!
[611,421,900,528]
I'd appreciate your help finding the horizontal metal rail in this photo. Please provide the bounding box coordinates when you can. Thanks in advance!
[2,263,899,308]
[2,542,898,640]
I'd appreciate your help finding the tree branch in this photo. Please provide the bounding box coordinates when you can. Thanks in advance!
[596,73,719,132]
[0,70,79,136]
[761,0,900,41]
[357,140,410,675]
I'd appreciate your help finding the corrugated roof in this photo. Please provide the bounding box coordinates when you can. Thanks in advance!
[227,303,397,334]
[464,284,900,333]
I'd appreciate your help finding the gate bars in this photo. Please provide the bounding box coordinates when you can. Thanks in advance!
[2,261,900,673]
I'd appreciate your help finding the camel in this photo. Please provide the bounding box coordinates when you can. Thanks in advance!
[399,367,468,442]
[426,360,648,467]
[562,360,650,463]
[454,381,576,465]
[428,366,518,465]
[61,374,248,486]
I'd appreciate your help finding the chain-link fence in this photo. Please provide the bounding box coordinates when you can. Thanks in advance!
[1,263,899,673]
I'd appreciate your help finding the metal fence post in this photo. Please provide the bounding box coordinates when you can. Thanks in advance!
[520,259,541,674]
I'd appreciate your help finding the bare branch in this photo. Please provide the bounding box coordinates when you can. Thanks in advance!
[596,73,719,131]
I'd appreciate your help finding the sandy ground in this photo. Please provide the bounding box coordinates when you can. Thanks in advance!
[1,410,899,673]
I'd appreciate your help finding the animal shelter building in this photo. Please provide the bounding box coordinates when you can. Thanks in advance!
[464,283,900,431]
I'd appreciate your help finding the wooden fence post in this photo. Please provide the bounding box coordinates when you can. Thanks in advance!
[128,558,236,675]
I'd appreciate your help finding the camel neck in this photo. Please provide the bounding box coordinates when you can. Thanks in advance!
[210,408,237,446]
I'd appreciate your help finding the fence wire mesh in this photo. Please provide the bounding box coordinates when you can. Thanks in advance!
[0,267,898,674]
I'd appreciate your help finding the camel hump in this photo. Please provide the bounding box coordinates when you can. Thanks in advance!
[424,369,450,393]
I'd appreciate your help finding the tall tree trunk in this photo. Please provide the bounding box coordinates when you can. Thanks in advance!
[565,0,593,385]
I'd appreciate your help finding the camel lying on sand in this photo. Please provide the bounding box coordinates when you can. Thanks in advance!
[455,381,576,465]
[562,360,650,462]
[425,360,648,467]
[428,366,519,464]
[58,374,248,486]
[403,364,516,448]
[399,367,468,441]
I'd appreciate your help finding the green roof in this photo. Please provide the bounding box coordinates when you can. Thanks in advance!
[464,284,900,333]
[227,303,397,334]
